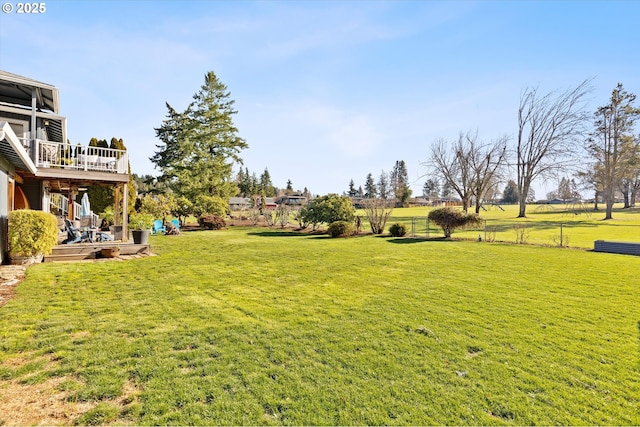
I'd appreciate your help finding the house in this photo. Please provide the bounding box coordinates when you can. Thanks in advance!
[275,194,307,206]
[0,70,131,263]
[263,197,277,209]
[228,197,252,211]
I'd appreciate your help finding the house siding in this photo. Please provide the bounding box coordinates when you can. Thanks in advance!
[0,154,13,264]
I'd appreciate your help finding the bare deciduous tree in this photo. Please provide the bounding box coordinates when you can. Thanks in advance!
[362,198,394,234]
[516,79,593,217]
[469,135,509,213]
[428,133,474,211]
[427,131,508,213]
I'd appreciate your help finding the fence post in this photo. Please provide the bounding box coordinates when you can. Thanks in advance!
[484,219,487,242]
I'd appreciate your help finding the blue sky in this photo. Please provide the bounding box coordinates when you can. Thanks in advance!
[1,0,638,198]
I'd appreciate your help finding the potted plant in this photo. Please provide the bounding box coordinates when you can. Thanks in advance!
[8,210,59,265]
[129,212,154,244]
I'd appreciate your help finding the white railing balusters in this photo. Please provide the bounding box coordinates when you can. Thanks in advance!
[24,138,128,173]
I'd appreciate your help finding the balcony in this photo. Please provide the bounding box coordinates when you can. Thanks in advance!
[19,138,128,174]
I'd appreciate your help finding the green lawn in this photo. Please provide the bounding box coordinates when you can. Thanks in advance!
[380,204,640,248]
[1,227,639,425]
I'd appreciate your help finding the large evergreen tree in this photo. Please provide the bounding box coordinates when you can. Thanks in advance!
[378,170,389,199]
[391,160,412,206]
[364,173,376,198]
[259,168,276,197]
[587,84,639,219]
[152,71,247,211]
[347,179,357,197]
[502,180,519,204]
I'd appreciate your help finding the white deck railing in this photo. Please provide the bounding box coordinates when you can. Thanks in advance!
[50,192,100,224]
[19,138,128,174]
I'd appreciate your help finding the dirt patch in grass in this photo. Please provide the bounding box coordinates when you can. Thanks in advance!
[0,376,95,425]
[0,354,140,425]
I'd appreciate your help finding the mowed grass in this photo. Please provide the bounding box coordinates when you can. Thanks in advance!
[1,228,639,425]
[380,204,640,248]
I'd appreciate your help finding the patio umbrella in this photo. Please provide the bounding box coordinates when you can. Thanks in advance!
[80,193,91,217]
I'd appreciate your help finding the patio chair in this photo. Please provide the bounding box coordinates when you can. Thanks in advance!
[171,219,180,230]
[153,219,166,234]
[62,219,90,244]
[62,219,113,244]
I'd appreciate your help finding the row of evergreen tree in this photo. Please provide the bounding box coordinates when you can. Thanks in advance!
[234,168,312,199]
[347,160,412,205]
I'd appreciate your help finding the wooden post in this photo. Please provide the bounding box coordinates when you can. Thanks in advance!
[122,183,128,242]
[67,190,75,220]
[114,185,121,226]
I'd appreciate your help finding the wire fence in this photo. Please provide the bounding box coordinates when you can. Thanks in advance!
[388,217,640,249]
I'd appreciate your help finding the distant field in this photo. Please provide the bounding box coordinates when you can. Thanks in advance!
[1,227,639,425]
[369,203,640,248]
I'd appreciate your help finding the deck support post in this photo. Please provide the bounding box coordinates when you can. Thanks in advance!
[122,183,128,242]
[67,189,76,221]
[114,185,121,226]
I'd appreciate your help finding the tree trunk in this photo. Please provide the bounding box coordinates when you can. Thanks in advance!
[604,186,614,220]
[517,199,527,217]
[593,189,599,211]
[622,181,630,208]
[605,200,614,219]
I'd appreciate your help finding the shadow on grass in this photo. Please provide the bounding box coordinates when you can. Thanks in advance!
[247,230,308,238]
[386,237,456,244]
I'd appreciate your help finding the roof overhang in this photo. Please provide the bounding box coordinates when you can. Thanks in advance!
[0,121,37,174]
[0,70,59,113]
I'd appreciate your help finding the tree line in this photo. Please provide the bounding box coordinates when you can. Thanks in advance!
[146,71,638,222]
[424,80,639,219]
[346,160,413,206]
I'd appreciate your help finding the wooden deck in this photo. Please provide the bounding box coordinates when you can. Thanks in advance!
[45,242,151,262]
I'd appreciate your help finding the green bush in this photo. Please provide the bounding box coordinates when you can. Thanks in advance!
[428,207,482,238]
[198,215,227,230]
[8,210,59,257]
[300,194,355,229]
[128,212,154,230]
[327,221,354,238]
[389,222,407,237]
[193,194,228,217]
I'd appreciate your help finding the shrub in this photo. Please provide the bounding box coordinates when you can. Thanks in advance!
[248,209,261,226]
[128,212,154,230]
[263,210,276,227]
[198,215,226,230]
[513,223,530,244]
[301,194,355,228]
[275,204,290,228]
[362,198,393,234]
[327,221,354,238]
[8,210,59,257]
[428,207,482,238]
[389,222,407,237]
